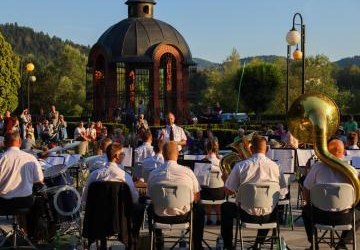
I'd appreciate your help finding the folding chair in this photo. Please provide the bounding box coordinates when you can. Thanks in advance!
[234,182,281,250]
[310,183,357,250]
[148,183,193,250]
[278,173,294,230]
[200,170,226,249]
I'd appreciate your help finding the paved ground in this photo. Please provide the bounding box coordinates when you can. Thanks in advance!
[1,183,359,249]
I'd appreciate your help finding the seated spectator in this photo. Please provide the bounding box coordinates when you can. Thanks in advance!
[189,129,205,155]
[147,141,205,250]
[134,131,154,163]
[41,120,56,143]
[21,133,36,150]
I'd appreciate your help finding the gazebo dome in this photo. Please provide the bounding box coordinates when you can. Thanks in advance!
[95,18,194,64]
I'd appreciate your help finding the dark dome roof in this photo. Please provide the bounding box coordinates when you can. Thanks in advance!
[94,18,194,65]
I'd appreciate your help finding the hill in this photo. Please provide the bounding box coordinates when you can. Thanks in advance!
[334,56,360,68]
[241,55,285,64]
[0,23,90,66]
[193,57,220,69]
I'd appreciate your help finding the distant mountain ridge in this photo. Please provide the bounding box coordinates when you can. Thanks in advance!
[334,56,360,68]
[0,23,89,65]
[1,23,359,70]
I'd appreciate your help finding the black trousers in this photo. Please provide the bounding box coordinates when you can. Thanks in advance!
[0,195,34,211]
[302,203,353,244]
[221,202,278,250]
[147,203,205,250]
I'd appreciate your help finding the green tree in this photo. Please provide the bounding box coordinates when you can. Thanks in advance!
[240,61,282,119]
[0,31,20,114]
[200,48,241,112]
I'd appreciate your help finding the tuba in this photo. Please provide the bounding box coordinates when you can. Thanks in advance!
[220,132,255,179]
[287,93,360,204]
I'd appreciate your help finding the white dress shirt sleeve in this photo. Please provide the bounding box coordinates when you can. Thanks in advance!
[225,164,241,192]
[125,173,139,203]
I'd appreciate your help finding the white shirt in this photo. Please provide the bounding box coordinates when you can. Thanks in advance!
[134,142,154,163]
[74,127,86,140]
[147,160,200,216]
[82,162,139,204]
[160,124,187,151]
[0,147,43,199]
[225,153,287,216]
[304,161,351,211]
[142,153,164,180]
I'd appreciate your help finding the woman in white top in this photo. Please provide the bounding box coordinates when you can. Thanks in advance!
[200,138,225,225]
[346,131,359,149]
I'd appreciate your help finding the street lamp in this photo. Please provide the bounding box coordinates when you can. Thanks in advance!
[286,12,306,107]
[27,75,36,110]
[21,62,35,111]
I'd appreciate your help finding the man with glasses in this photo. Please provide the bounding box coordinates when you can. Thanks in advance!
[82,143,144,240]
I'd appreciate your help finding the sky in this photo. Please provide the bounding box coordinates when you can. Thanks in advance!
[1,0,359,63]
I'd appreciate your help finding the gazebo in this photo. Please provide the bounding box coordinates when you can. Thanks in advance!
[87,0,195,125]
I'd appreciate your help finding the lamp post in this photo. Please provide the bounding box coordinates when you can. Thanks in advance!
[22,62,35,110]
[27,75,36,110]
[286,12,306,97]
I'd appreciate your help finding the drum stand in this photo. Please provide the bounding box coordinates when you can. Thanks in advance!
[0,212,36,249]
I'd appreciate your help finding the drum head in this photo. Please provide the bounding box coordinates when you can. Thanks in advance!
[53,185,81,217]
[44,164,68,178]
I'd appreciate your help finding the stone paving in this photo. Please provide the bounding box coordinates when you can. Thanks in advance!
[1,182,360,249]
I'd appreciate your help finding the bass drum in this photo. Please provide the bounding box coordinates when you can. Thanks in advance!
[27,190,57,243]
[46,185,81,225]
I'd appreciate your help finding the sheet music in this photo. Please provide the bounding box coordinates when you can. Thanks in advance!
[122,147,133,167]
[272,149,295,173]
[183,155,206,161]
[346,149,360,157]
[351,156,360,169]
[194,163,212,186]
[45,154,81,166]
[296,149,315,167]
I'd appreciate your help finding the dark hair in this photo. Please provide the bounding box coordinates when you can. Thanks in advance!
[251,135,267,151]
[106,143,123,161]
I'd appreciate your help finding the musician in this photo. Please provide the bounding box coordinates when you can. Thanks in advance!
[89,137,112,173]
[302,139,358,249]
[0,130,44,209]
[147,141,205,250]
[201,138,225,225]
[221,135,287,250]
[82,143,144,237]
[134,130,154,163]
[158,112,187,152]
[141,139,164,181]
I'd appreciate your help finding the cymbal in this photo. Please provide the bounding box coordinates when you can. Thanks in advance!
[62,141,81,150]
